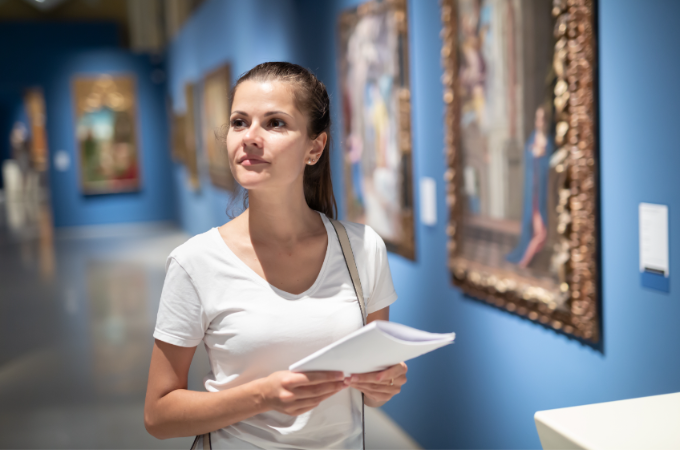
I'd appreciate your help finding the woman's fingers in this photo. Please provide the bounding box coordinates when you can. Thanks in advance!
[348,377,406,393]
[291,380,347,399]
[375,362,407,382]
[285,389,340,415]
[349,381,403,402]
[349,375,406,388]
[349,384,395,402]
[283,371,344,389]
[346,362,408,385]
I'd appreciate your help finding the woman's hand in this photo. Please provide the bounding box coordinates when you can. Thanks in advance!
[262,371,348,416]
[344,362,407,407]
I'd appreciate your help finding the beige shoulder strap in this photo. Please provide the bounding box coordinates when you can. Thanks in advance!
[330,218,366,325]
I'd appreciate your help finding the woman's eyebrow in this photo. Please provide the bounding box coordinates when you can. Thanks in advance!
[231,110,248,117]
[264,111,293,118]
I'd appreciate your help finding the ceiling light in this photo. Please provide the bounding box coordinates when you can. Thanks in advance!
[23,0,69,11]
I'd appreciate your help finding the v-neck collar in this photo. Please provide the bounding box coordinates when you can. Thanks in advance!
[211,212,334,300]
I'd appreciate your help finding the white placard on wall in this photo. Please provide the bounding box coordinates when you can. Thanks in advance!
[639,202,669,276]
[54,150,71,172]
[420,177,437,226]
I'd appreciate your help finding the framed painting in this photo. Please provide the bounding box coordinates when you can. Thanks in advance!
[24,88,48,172]
[339,0,415,260]
[203,64,235,191]
[184,83,201,191]
[73,74,140,195]
[440,0,600,342]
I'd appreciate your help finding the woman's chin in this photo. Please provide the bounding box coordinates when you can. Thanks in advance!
[234,176,268,191]
[233,170,269,187]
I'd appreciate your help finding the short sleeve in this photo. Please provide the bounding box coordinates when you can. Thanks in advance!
[366,230,398,314]
[153,257,208,347]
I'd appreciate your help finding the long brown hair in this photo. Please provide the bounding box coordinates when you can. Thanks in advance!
[226,62,337,219]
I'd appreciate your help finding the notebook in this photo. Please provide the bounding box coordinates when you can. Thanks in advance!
[290,320,455,375]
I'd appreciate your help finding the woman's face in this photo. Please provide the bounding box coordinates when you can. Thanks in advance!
[226,80,323,192]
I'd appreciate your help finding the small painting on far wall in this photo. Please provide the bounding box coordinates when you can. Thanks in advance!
[338,0,415,260]
[203,64,235,191]
[72,74,140,195]
[24,88,48,172]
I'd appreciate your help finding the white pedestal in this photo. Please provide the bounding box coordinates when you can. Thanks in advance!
[535,392,680,449]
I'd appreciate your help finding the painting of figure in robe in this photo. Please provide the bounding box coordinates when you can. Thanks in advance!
[456,0,558,280]
[339,0,415,260]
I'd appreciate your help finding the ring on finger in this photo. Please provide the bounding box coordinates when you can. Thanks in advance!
[390,378,394,386]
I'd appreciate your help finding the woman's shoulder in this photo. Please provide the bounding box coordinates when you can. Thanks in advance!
[166,228,219,270]
[332,218,386,254]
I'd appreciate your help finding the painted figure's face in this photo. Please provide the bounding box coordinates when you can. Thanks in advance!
[535,107,545,132]
[227,80,318,193]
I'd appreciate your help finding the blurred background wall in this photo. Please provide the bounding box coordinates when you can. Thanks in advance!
[0,6,176,227]
[1,0,679,448]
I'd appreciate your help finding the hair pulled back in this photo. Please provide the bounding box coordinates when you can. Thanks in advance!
[228,62,337,219]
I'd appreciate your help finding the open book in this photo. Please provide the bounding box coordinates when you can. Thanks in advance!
[289,320,455,375]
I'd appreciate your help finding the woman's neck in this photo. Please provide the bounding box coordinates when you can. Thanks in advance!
[243,184,322,245]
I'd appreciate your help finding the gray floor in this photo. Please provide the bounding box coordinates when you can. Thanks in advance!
[0,193,419,449]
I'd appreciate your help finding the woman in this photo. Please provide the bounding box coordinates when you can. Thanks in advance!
[144,62,407,449]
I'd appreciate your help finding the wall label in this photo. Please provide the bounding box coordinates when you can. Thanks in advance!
[639,202,669,292]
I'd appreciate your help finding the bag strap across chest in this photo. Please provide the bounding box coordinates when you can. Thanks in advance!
[329,218,367,325]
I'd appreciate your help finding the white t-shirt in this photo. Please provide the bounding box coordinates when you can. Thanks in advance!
[153,213,398,449]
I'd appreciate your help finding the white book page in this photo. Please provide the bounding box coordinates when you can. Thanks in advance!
[290,321,455,375]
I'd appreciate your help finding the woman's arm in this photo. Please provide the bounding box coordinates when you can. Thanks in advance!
[366,305,389,324]
[144,339,348,439]
[348,306,408,408]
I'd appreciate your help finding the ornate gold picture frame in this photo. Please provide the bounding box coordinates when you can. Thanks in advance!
[184,83,200,191]
[203,64,235,191]
[338,0,415,260]
[440,0,599,342]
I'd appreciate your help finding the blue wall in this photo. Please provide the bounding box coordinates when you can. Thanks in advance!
[0,23,175,228]
[168,0,680,448]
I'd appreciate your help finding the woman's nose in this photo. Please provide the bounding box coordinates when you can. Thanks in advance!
[243,123,264,147]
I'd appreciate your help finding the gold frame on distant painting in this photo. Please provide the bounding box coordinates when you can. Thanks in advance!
[72,74,141,195]
[440,0,600,342]
[202,64,235,191]
[184,83,201,191]
[338,0,415,260]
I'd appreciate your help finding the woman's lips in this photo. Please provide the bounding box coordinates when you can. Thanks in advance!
[240,157,268,166]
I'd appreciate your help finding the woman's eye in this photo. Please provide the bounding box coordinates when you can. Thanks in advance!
[230,118,246,128]
[269,119,286,128]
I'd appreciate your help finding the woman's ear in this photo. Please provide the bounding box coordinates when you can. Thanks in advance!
[307,132,327,163]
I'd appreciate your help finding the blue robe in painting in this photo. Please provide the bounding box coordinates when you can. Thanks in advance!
[506,131,555,264]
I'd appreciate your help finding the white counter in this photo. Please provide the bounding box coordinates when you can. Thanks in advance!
[535,392,680,449]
